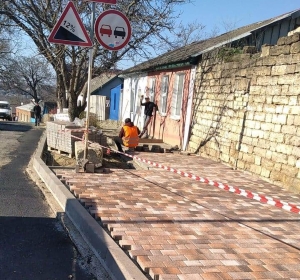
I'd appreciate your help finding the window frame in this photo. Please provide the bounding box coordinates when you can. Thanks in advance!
[149,77,156,101]
[171,73,185,120]
[160,75,169,116]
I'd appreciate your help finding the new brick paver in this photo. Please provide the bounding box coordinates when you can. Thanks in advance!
[54,152,300,280]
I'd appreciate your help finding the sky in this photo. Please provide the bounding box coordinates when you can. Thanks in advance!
[116,0,300,69]
[19,0,300,69]
[178,0,300,35]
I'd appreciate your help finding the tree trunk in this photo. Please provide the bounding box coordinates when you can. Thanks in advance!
[68,94,84,122]
[56,75,67,113]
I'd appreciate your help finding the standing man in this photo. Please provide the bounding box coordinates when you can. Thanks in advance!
[139,95,158,138]
[114,118,140,153]
[33,102,41,126]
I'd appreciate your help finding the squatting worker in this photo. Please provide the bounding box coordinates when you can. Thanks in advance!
[114,118,140,153]
[139,95,158,138]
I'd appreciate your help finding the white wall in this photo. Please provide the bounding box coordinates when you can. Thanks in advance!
[78,94,107,120]
[121,75,148,130]
[90,95,106,120]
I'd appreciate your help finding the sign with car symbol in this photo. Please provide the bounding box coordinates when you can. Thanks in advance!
[95,9,131,51]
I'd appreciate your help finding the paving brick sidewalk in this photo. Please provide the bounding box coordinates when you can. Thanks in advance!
[54,152,300,280]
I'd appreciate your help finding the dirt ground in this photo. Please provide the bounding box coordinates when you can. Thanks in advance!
[45,149,133,169]
[44,119,134,170]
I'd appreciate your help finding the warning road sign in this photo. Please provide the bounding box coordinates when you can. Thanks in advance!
[95,10,131,51]
[48,2,92,47]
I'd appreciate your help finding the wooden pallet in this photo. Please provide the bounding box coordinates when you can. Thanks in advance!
[47,146,73,158]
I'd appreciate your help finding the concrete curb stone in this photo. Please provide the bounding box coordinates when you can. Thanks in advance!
[32,131,148,280]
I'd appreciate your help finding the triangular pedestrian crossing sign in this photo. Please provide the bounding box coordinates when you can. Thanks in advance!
[48,1,92,47]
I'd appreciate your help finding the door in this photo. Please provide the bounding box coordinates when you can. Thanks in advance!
[109,84,121,120]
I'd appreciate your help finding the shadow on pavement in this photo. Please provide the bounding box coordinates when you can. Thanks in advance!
[0,215,94,280]
[0,122,34,132]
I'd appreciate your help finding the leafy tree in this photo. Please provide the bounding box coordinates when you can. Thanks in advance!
[0,0,197,121]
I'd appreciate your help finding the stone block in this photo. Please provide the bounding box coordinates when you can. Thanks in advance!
[291,41,300,54]
[142,144,150,152]
[243,46,257,54]
[288,178,300,193]
[277,36,287,46]
[269,45,290,56]
[151,145,162,153]
[288,27,300,36]
[261,45,270,57]
[271,65,287,76]
[85,163,95,173]
[75,141,103,168]
[260,167,271,178]
[286,32,300,44]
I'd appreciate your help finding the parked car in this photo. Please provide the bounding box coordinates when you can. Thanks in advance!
[114,27,126,39]
[100,24,112,37]
[0,101,12,121]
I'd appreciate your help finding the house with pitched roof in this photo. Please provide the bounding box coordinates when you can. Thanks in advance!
[119,8,300,149]
[78,71,123,120]
[119,47,198,148]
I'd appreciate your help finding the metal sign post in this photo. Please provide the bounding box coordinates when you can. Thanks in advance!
[83,2,96,161]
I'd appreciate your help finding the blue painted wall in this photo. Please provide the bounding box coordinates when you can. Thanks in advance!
[91,77,123,98]
[110,84,122,120]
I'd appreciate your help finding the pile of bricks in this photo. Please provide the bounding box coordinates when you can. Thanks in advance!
[46,121,103,157]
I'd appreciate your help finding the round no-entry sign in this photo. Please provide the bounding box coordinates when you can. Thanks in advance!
[95,10,131,51]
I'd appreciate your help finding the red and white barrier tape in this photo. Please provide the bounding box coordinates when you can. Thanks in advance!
[56,129,91,133]
[125,153,300,214]
[67,132,300,214]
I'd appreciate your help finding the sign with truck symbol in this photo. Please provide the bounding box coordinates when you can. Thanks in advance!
[95,9,131,51]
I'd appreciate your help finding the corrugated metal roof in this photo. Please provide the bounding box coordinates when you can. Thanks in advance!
[89,72,117,93]
[120,9,300,76]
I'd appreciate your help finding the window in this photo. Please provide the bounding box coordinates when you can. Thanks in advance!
[0,103,9,109]
[160,75,169,115]
[171,73,185,118]
[149,78,156,101]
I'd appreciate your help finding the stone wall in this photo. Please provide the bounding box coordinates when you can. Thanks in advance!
[188,32,300,193]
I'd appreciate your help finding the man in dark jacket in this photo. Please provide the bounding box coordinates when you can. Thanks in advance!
[114,118,140,153]
[139,95,158,138]
[33,102,41,126]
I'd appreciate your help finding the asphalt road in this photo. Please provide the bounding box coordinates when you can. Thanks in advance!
[0,122,97,280]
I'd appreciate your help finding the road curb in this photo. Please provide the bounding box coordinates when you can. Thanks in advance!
[32,132,148,280]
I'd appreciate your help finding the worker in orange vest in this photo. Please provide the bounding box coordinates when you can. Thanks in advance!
[114,118,141,153]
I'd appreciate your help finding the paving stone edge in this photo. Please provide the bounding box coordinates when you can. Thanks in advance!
[32,131,148,280]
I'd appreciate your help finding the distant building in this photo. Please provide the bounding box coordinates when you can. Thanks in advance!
[15,103,35,123]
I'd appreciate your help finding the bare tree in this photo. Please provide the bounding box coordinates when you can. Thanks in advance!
[1,56,55,102]
[0,0,198,121]
[155,21,206,51]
